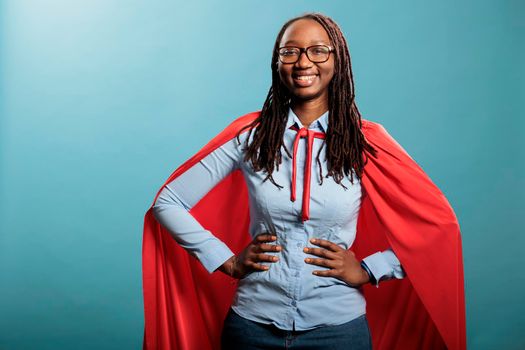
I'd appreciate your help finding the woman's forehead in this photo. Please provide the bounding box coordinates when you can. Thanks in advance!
[280,19,331,46]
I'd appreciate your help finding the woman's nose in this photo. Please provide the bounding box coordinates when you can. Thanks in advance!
[295,51,313,68]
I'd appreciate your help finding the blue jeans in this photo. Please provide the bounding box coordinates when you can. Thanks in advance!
[221,307,373,350]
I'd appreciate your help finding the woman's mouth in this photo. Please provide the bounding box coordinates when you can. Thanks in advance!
[292,74,318,87]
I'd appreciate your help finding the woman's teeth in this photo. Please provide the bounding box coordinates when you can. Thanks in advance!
[296,75,316,81]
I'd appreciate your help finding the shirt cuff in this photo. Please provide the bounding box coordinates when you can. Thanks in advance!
[382,248,406,279]
[361,251,393,288]
[194,239,235,274]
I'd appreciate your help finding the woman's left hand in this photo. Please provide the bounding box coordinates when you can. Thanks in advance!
[303,238,370,288]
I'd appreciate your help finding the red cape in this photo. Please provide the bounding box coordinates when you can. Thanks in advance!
[142,111,466,350]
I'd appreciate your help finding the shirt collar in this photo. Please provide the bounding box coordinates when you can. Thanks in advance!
[285,107,329,133]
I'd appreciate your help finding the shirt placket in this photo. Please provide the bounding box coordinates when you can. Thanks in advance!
[285,125,321,330]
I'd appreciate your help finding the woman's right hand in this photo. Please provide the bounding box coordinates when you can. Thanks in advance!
[221,234,282,279]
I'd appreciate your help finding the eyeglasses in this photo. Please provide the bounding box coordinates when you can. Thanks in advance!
[278,45,334,64]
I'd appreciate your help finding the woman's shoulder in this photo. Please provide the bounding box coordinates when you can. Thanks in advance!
[360,118,383,131]
[203,110,260,148]
[360,118,393,140]
[221,110,261,144]
[227,110,261,132]
[204,110,260,155]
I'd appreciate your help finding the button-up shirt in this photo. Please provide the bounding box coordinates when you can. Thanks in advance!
[152,107,406,331]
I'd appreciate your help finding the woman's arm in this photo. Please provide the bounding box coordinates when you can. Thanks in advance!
[152,136,242,274]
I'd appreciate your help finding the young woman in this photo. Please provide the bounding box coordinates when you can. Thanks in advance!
[143,12,466,350]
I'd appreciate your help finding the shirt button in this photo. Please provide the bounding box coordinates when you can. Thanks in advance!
[291,300,297,307]
[296,242,302,247]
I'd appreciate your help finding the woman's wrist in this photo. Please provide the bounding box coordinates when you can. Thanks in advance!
[229,255,239,278]
[218,255,237,277]
[360,261,376,286]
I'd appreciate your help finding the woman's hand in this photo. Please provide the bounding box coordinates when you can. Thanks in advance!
[303,238,370,287]
[220,233,282,279]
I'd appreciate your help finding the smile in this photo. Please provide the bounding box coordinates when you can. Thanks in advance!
[296,75,317,81]
[292,74,318,87]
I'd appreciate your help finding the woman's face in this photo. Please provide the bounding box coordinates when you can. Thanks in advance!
[277,19,335,103]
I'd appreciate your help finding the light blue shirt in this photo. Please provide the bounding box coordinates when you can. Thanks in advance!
[152,107,406,331]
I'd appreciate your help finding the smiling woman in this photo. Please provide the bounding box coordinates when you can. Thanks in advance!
[143,11,466,350]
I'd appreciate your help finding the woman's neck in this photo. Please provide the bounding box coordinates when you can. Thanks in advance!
[291,99,329,128]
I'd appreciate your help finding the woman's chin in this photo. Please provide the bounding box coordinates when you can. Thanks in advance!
[290,88,324,101]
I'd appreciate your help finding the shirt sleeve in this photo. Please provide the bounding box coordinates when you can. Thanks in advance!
[361,248,406,288]
[152,136,243,274]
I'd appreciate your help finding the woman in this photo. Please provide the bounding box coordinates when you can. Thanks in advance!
[143,12,466,350]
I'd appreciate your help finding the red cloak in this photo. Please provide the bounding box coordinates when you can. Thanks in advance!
[142,111,466,350]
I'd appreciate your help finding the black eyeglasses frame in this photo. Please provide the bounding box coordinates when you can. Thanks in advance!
[277,45,334,64]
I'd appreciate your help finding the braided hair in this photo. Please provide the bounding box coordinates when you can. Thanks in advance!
[235,12,378,190]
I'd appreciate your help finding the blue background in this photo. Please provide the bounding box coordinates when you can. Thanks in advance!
[1,1,523,349]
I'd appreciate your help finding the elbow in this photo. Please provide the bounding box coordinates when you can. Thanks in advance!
[151,198,164,222]
[152,185,190,218]
[152,187,170,218]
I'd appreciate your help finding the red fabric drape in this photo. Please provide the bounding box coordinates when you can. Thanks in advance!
[142,111,466,350]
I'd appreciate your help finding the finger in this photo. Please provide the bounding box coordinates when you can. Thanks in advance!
[258,243,282,252]
[255,253,279,263]
[254,234,277,243]
[309,238,343,252]
[246,261,270,271]
[304,257,336,269]
[312,269,338,277]
[303,247,337,259]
